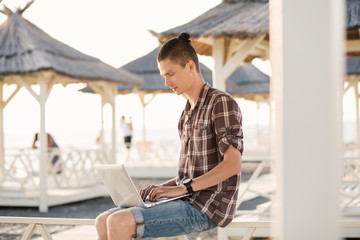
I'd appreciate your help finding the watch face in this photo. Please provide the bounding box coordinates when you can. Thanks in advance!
[183,178,191,184]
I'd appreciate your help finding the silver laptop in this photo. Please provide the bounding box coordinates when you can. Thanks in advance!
[95,164,189,208]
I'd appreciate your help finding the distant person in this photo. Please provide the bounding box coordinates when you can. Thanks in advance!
[120,116,133,150]
[96,130,103,146]
[95,32,243,239]
[32,132,63,174]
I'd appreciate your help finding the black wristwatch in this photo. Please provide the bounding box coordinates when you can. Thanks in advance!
[183,178,194,194]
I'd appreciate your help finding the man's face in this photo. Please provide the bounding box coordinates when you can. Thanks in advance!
[158,58,193,95]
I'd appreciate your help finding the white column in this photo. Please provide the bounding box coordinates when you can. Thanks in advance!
[39,79,48,212]
[111,84,116,164]
[0,82,4,167]
[100,97,106,160]
[270,0,344,239]
[354,83,360,144]
[212,38,226,91]
[138,93,147,144]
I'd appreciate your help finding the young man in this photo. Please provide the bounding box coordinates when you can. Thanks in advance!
[95,32,243,240]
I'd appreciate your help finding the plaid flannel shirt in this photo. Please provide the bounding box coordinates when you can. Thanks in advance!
[176,83,243,227]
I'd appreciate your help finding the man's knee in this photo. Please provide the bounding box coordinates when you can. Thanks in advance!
[95,211,111,230]
[95,211,113,240]
[107,209,136,237]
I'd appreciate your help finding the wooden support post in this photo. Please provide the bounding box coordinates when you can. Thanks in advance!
[39,79,48,212]
[212,36,265,91]
[354,82,360,145]
[0,82,4,168]
[110,83,116,164]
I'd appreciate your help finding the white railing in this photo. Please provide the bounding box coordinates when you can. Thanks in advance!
[2,141,360,215]
[118,140,181,167]
[0,147,109,191]
[236,154,360,217]
[341,156,360,212]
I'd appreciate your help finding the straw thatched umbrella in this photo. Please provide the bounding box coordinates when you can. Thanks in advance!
[154,0,269,91]
[155,0,360,90]
[118,47,269,99]
[0,2,142,211]
[80,47,269,145]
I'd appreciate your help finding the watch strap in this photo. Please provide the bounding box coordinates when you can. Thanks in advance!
[184,180,194,194]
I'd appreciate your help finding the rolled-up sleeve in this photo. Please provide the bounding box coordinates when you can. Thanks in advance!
[212,95,243,156]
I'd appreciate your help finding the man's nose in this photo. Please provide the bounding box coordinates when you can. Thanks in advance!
[164,77,171,87]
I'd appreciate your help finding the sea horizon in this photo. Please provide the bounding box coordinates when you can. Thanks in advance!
[2,121,357,150]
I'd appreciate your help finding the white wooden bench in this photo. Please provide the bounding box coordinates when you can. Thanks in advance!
[2,216,360,240]
[217,218,360,240]
[0,217,187,240]
[0,217,95,240]
[218,220,272,240]
[0,216,272,240]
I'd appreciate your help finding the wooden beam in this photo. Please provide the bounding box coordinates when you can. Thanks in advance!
[222,35,266,81]
[102,82,116,106]
[227,39,247,62]
[253,40,270,60]
[3,85,21,108]
[195,36,213,46]
[88,82,112,105]
[250,47,268,60]
[13,77,40,102]
[347,39,360,53]
[344,76,358,94]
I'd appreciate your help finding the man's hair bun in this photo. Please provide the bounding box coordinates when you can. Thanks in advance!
[178,32,191,43]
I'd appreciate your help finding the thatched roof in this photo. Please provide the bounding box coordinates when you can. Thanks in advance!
[226,61,269,99]
[120,48,213,93]
[347,0,360,42]
[155,0,269,56]
[347,56,360,75]
[347,0,360,31]
[0,9,143,87]
[160,0,268,39]
[157,0,360,56]
[79,48,213,94]
[80,47,269,101]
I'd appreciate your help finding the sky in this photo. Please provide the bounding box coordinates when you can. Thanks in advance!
[0,0,355,148]
[0,0,224,148]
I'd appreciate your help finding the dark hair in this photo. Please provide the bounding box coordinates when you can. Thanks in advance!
[157,32,200,73]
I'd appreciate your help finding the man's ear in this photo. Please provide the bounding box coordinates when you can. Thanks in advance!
[187,60,196,71]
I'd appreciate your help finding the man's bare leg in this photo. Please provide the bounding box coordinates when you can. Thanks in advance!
[95,211,112,240]
[107,209,137,240]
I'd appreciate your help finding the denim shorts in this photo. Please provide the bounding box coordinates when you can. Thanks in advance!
[109,199,217,239]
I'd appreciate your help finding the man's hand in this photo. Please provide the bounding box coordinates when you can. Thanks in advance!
[140,185,187,202]
[139,184,159,200]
